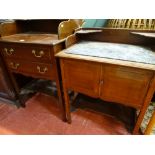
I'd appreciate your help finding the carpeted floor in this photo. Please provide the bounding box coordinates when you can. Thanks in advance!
[0,93,130,135]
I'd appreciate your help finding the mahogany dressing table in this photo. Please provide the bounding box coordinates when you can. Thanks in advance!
[0,20,66,120]
[56,28,155,134]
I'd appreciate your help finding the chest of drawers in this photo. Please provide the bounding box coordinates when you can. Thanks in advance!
[0,32,66,120]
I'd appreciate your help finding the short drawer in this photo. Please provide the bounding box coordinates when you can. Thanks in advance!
[6,59,56,80]
[1,44,53,63]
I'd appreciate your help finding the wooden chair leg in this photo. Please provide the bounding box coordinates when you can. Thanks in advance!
[145,110,155,135]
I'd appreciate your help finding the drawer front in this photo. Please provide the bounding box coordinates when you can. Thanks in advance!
[100,64,154,109]
[6,59,56,80]
[62,59,101,98]
[1,44,53,63]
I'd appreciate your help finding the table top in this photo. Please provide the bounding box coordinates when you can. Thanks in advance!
[0,32,62,45]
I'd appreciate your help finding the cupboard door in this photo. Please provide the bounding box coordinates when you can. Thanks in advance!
[100,64,154,109]
[62,59,101,98]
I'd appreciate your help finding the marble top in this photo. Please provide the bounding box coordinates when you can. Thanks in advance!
[64,41,155,65]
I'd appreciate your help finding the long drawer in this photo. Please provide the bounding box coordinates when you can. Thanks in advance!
[1,43,53,63]
[5,59,56,80]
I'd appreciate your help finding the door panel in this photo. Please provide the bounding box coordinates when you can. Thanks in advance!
[100,64,153,108]
[62,59,101,97]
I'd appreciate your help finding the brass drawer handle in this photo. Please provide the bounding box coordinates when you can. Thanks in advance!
[4,48,14,55]
[37,66,48,74]
[10,62,20,69]
[32,50,44,58]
